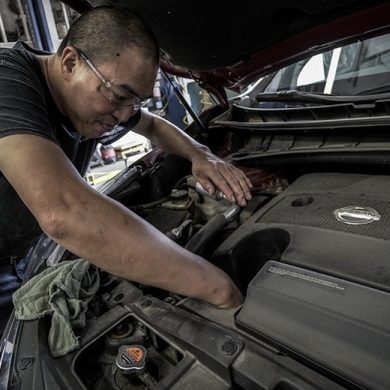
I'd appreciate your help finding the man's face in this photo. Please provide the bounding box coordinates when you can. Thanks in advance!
[65,45,157,139]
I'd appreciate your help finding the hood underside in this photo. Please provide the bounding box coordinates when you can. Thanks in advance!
[65,0,390,90]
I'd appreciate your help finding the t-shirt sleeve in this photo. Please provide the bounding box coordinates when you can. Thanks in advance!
[0,50,58,144]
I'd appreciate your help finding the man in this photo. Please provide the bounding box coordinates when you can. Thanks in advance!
[0,6,252,331]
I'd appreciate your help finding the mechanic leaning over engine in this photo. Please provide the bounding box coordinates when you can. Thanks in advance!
[0,6,253,333]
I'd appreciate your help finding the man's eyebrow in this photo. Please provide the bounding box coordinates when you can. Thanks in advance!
[118,83,153,100]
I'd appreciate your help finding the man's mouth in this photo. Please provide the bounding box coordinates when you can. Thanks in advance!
[98,121,115,133]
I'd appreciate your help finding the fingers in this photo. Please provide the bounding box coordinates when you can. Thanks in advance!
[216,280,244,309]
[192,155,253,206]
[196,176,215,196]
[212,163,252,206]
[226,165,253,206]
[213,171,237,203]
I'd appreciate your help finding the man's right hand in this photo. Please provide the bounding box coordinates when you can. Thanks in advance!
[192,260,244,308]
[213,278,244,309]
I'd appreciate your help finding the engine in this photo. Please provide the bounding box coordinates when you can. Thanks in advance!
[10,166,390,390]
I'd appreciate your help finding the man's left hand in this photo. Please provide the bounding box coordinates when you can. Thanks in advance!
[191,150,253,206]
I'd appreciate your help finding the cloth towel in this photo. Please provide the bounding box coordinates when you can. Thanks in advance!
[12,259,99,357]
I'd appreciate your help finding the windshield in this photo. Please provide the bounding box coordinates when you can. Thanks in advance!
[262,32,390,96]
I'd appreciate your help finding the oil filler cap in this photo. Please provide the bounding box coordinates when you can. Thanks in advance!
[170,189,189,202]
[116,344,147,374]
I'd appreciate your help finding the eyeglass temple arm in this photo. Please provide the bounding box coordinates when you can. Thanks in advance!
[76,47,112,89]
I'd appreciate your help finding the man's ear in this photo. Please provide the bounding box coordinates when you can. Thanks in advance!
[60,46,79,81]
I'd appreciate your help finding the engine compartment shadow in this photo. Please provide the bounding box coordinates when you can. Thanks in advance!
[213,228,291,292]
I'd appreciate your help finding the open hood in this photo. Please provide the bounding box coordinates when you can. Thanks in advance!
[66,0,390,91]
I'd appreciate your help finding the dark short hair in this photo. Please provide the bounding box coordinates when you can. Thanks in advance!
[57,6,159,66]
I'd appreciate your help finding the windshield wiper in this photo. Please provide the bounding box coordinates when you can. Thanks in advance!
[357,85,390,95]
[255,89,390,105]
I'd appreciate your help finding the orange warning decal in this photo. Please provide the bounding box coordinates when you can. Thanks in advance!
[126,347,144,362]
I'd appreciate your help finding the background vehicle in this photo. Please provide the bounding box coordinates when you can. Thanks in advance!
[2,1,390,389]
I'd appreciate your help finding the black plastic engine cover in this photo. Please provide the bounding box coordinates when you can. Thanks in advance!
[213,173,390,293]
[210,172,390,388]
[236,260,390,390]
[258,173,390,292]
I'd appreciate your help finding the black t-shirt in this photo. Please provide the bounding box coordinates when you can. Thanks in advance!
[0,42,141,258]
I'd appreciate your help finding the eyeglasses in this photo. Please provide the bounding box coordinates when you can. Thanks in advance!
[74,47,150,111]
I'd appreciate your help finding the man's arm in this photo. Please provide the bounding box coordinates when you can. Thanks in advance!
[0,134,242,307]
[134,110,253,206]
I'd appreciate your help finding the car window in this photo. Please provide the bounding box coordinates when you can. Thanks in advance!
[263,32,390,96]
[297,54,325,86]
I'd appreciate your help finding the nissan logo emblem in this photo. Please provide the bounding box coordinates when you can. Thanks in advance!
[333,206,381,225]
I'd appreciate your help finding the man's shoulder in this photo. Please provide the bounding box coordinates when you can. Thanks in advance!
[0,42,48,99]
[0,42,59,147]
[0,48,32,70]
[0,41,43,70]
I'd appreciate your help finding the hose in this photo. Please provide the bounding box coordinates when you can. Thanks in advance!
[130,196,170,211]
[185,205,241,256]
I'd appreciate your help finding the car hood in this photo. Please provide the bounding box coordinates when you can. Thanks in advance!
[67,1,390,91]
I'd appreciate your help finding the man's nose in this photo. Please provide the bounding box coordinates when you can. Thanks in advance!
[112,106,135,124]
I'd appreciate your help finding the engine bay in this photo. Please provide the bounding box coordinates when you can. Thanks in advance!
[8,154,390,389]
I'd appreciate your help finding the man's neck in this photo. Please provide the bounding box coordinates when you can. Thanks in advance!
[38,54,67,116]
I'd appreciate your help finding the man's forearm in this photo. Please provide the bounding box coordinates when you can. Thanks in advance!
[135,110,209,162]
[0,134,243,308]
[44,187,237,306]
[134,110,253,205]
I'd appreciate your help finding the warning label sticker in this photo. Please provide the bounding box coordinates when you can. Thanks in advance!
[267,265,346,294]
[126,347,144,363]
